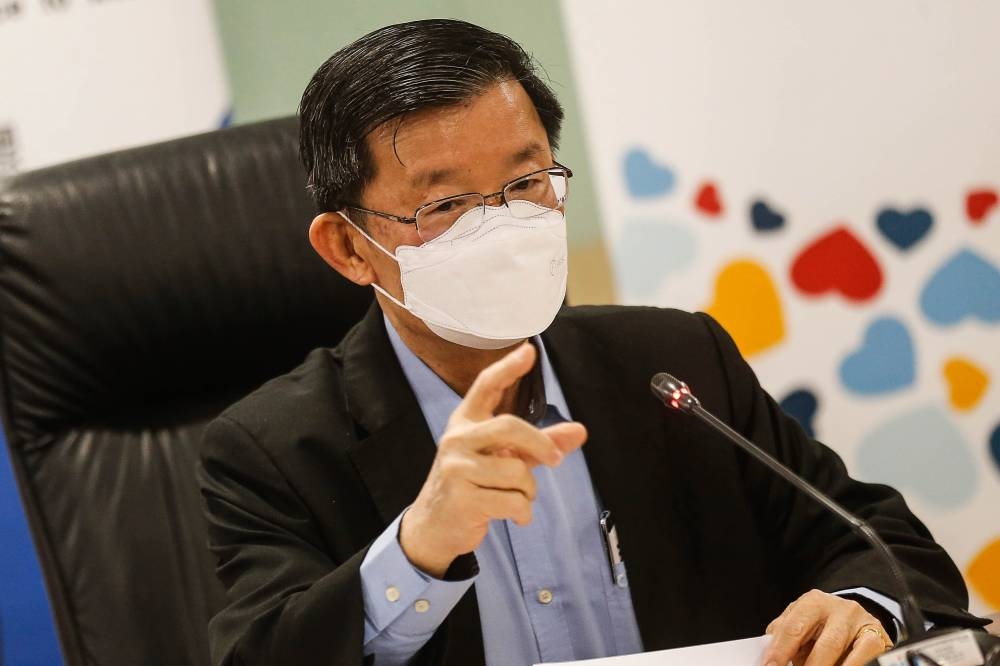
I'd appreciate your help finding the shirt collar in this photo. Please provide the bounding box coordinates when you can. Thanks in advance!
[383,316,571,443]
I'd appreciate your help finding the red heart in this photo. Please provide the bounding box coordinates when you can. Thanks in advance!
[790,226,883,302]
[694,181,724,217]
[966,189,998,224]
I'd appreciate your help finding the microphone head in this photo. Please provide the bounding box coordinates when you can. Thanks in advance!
[650,373,701,411]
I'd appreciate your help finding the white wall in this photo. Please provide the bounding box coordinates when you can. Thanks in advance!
[0,0,229,175]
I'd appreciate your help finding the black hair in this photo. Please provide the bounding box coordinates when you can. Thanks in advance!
[298,18,564,214]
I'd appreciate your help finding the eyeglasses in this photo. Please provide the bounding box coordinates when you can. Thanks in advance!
[345,162,573,243]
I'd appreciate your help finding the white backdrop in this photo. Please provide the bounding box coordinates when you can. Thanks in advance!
[0,0,229,175]
[563,0,1000,613]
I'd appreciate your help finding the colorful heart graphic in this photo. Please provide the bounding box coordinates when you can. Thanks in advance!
[942,357,989,411]
[857,406,976,509]
[623,148,676,198]
[966,537,1000,609]
[875,207,933,251]
[779,388,819,438]
[694,181,724,217]
[990,423,1000,474]
[920,248,1000,325]
[839,317,915,395]
[750,199,785,233]
[704,259,785,357]
[614,219,697,298]
[790,226,884,302]
[966,188,998,225]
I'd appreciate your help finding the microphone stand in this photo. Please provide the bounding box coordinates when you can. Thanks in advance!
[650,373,999,666]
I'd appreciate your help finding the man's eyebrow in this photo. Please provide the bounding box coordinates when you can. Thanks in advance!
[411,167,459,189]
[508,141,547,166]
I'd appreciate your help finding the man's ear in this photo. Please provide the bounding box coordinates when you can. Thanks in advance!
[308,212,377,286]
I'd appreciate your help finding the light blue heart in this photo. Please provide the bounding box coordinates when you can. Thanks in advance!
[623,148,676,198]
[839,317,915,395]
[920,248,1000,325]
[614,219,697,299]
[857,406,976,509]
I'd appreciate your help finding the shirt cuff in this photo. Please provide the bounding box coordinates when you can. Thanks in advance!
[360,510,477,644]
[834,586,934,640]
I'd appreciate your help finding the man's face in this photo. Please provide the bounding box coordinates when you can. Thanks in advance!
[349,79,555,325]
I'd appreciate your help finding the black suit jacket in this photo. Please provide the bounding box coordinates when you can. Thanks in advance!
[199,305,983,666]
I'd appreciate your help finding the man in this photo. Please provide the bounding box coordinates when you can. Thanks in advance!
[198,19,984,666]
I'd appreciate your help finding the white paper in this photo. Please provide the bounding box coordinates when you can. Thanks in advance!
[538,635,772,666]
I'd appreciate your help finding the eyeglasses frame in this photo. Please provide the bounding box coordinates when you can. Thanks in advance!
[343,162,573,230]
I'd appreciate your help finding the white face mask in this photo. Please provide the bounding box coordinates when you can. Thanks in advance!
[341,201,568,349]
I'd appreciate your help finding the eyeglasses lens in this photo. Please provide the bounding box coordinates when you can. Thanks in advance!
[415,194,483,242]
[415,170,569,242]
[505,171,568,211]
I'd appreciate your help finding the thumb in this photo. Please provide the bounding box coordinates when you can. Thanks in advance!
[542,421,587,456]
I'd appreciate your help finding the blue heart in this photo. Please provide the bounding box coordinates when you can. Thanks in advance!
[623,148,676,198]
[875,207,933,251]
[990,423,1000,475]
[858,406,976,509]
[779,388,818,438]
[614,219,697,298]
[839,317,915,394]
[750,200,785,232]
[921,249,1000,325]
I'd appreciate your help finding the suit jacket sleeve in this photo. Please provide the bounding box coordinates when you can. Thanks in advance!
[198,415,375,666]
[696,312,986,629]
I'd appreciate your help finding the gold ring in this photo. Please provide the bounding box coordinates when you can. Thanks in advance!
[855,624,893,651]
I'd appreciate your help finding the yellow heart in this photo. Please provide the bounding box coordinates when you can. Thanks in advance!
[704,259,785,357]
[942,357,989,411]
[966,536,1000,610]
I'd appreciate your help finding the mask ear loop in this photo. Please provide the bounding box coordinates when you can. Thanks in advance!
[336,210,409,310]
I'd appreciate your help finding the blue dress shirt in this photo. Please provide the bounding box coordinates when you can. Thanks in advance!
[359,318,905,664]
[360,320,643,665]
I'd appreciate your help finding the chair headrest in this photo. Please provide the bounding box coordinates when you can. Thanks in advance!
[0,117,373,446]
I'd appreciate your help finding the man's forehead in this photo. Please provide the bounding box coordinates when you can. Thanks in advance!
[364,81,549,181]
[405,141,549,190]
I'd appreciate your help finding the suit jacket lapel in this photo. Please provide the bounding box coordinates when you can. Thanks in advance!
[339,305,438,525]
[336,305,485,665]
[543,314,698,651]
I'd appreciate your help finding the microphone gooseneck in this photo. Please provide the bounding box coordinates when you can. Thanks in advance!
[650,373,1000,665]
[650,373,928,639]
[651,373,940,628]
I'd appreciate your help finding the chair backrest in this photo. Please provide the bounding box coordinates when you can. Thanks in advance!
[0,117,373,666]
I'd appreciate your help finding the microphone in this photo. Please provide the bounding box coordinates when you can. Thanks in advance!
[650,372,1000,666]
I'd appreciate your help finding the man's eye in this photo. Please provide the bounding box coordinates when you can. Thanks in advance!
[431,201,455,214]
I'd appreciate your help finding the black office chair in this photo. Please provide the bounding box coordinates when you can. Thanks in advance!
[0,117,373,665]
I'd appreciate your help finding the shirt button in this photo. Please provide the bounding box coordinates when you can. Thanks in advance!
[414,599,430,613]
[385,586,400,602]
[537,589,553,605]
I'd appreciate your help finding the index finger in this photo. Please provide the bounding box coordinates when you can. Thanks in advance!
[762,604,822,666]
[455,342,536,422]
